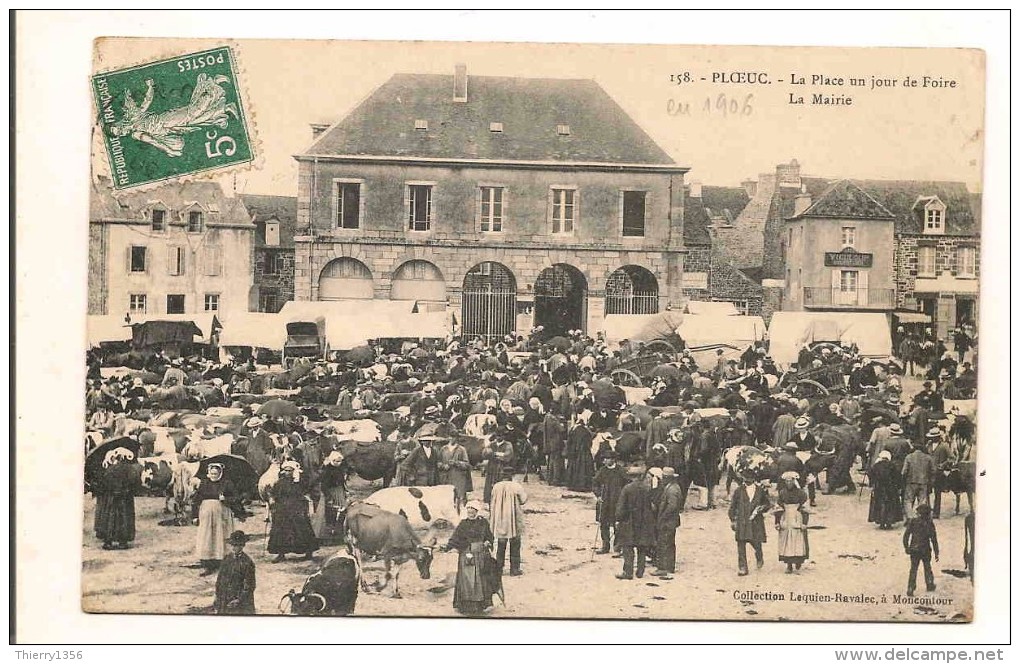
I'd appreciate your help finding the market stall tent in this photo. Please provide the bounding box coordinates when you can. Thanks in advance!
[676,314,767,371]
[600,311,685,346]
[684,301,741,316]
[768,312,892,366]
[217,313,288,349]
[87,315,133,348]
[278,300,450,351]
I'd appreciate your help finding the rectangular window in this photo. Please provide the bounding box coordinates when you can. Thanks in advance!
[150,209,166,232]
[925,208,944,232]
[129,246,147,273]
[957,246,977,277]
[166,294,185,314]
[550,187,576,234]
[187,211,204,233]
[336,182,361,229]
[622,191,647,237]
[203,294,220,312]
[408,184,433,231]
[414,119,428,131]
[203,246,222,276]
[129,294,147,314]
[840,270,858,292]
[168,246,186,276]
[841,226,856,248]
[557,124,571,136]
[259,292,279,313]
[918,245,936,277]
[264,253,280,275]
[479,186,504,232]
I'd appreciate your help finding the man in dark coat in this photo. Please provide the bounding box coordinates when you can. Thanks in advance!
[482,435,516,503]
[614,470,657,580]
[564,416,595,493]
[776,442,804,478]
[402,436,440,487]
[903,503,939,596]
[728,478,772,576]
[592,451,628,555]
[214,531,256,615]
[653,467,684,577]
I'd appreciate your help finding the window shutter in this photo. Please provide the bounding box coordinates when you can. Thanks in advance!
[167,246,175,275]
[618,191,625,235]
[403,185,411,229]
[831,268,840,291]
[951,247,959,276]
[573,189,579,233]
[125,246,132,274]
[475,186,483,232]
[858,270,869,306]
[181,248,186,275]
[547,188,555,233]
[501,188,508,232]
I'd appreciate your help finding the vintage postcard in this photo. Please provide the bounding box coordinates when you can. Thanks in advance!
[81,38,985,623]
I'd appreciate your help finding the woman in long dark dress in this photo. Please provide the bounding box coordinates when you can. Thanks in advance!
[774,472,810,573]
[867,451,902,529]
[443,501,501,616]
[313,451,349,541]
[95,448,139,550]
[268,461,319,562]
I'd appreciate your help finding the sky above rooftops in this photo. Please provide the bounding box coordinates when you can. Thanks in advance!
[91,39,984,196]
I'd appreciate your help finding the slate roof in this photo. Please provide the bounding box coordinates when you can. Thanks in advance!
[240,194,297,248]
[684,185,750,245]
[792,180,896,221]
[91,178,252,227]
[787,177,978,236]
[304,73,678,166]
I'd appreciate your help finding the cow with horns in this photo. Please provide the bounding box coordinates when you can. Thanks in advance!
[280,551,361,616]
[344,501,437,598]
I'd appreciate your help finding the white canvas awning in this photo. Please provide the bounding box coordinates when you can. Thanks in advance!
[600,311,685,345]
[278,300,450,350]
[685,301,740,316]
[218,313,288,349]
[768,312,892,365]
[677,314,768,371]
[87,315,133,347]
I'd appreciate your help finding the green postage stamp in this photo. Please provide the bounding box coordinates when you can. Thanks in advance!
[91,46,255,190]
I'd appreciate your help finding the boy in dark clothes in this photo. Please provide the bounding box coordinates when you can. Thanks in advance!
[902,503,939,596]
[214,531,257,615]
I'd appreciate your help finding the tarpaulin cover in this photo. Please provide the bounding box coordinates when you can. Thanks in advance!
[768,312,892,366]
[131,320,203,348]
[677,314,768,372]
[278,300,450,350]
[601,311,685,345]
[218,313,288,349]
[685,301,740,316]
[123,314,221,343]
[87,315,133,347]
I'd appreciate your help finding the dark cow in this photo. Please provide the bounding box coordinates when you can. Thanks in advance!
[379,393,419,411]
[139,457,177,514]
[344,501,436,598]
[339,440,397,487]
[281,551,361,616]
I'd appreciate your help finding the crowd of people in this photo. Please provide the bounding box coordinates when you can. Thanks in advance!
[84,322,979,613]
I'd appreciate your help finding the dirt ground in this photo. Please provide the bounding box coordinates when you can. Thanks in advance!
[81,377,974,622]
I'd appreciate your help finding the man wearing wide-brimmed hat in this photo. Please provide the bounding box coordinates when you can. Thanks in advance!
[214,531,256,615]
[653,467,684,578]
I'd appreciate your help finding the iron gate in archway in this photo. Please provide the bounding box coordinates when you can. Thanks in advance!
[534,264,588,338]
[461,262,517,343]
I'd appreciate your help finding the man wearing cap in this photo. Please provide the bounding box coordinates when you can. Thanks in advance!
[402,434,441,487]
[902,432,938,519]
[791,417,817,453]
[214,531,256,615]
[653,467,684,577]
[615,468,657,580]
[728,477,772,576]
[239,416,273,478]
[490,467,528,576]
[482,434,516,503]
[592,451,627,555]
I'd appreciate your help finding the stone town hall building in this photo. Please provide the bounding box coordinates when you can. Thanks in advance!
[292,66,689,340]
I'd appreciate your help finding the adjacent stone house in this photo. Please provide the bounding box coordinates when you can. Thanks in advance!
[240,194,297,313]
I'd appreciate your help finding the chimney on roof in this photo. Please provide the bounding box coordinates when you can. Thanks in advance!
[794,184,812,216]
[454,64,468,103]
[741,178,757,198]
[776,159,802,188]
[310,123,330,141]
[689,181,702,199]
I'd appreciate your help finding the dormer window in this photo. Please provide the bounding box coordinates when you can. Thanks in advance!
[265,220,280,246]
[187,210,204,233]
[556,124,571,136]
[489,122,503,133]
[150,208,166,232]
[414,119,428,131]
[922,198,946,235]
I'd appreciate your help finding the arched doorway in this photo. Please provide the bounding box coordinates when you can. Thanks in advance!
[605,265,659,314]
[534,264,587,337]
[318,257,373,300]
[391,260,447,310]
[461,261,516,342]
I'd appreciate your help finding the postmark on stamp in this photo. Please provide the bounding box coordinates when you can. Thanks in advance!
[91,46,255,190]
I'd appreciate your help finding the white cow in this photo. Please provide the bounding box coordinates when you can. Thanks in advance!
[620,386,653,406]
[146,426,180,458]
[463,413,498,438]
[364,485,461,530]
[182,432,235,459]
[309,419,382,443]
